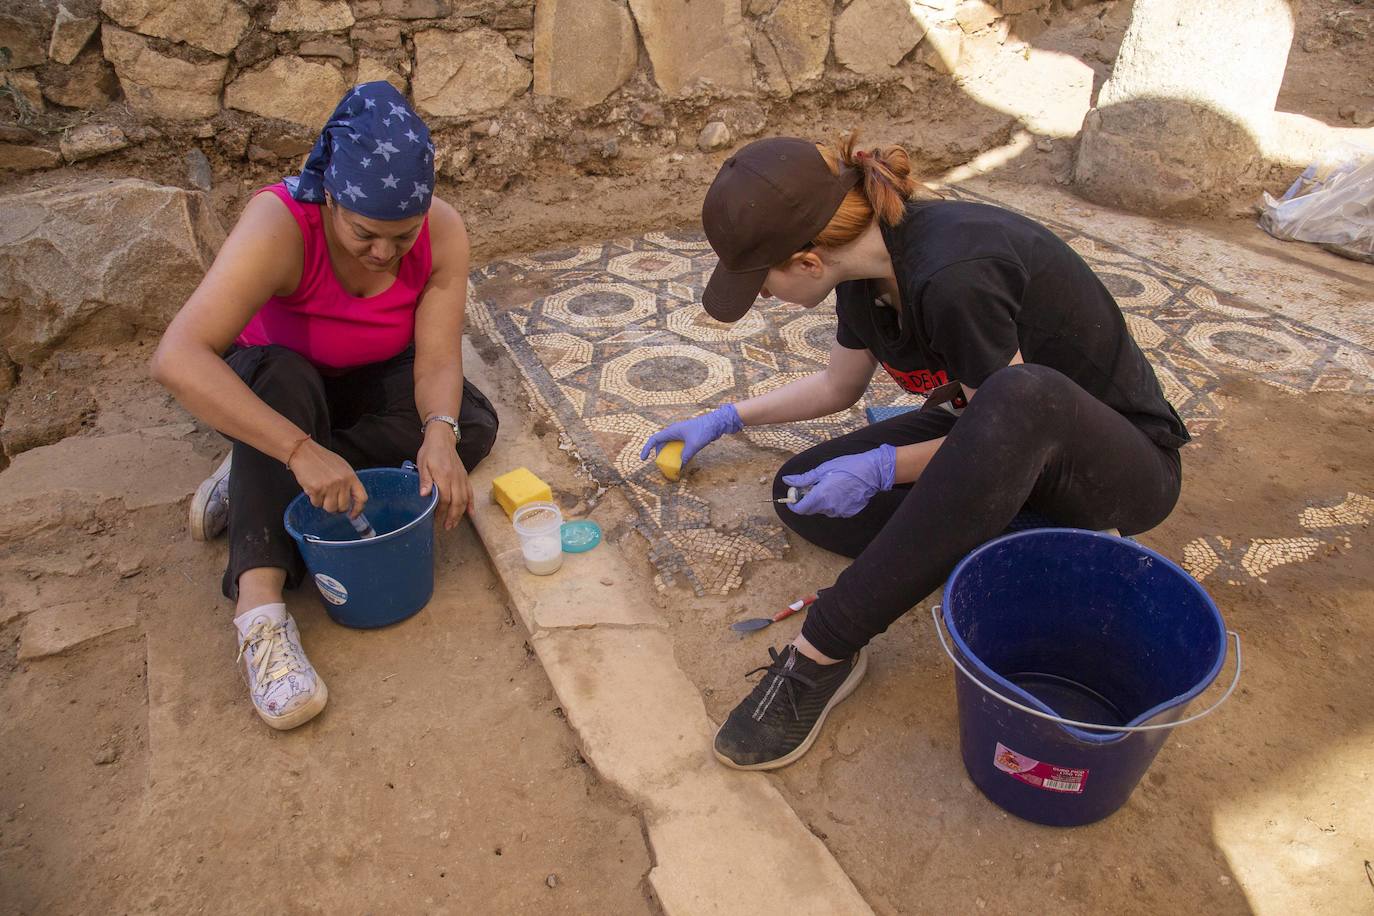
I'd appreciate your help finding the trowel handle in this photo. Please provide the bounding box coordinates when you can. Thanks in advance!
[773,595,817,623]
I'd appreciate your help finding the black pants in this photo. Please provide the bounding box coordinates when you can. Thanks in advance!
[222,345,499,599]
[778,364,1182,659]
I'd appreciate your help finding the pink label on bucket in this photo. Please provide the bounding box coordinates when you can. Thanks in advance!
[994,743,1088,794]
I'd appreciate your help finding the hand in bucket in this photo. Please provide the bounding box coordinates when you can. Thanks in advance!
[418,428,472,530]
[290,439,368,517]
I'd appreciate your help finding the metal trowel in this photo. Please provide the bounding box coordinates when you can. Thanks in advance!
[730,595,817,633]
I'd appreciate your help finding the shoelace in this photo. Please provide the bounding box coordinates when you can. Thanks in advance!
[236,620,304,690]
[746,647,818,721]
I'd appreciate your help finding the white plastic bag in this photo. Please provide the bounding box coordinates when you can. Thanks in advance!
[1259,150,1374,263]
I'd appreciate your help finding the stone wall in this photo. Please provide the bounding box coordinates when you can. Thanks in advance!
[1,0,1111,182]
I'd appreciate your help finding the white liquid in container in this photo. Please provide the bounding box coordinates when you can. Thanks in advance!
[523,535,563,575]
[513,502,564,576]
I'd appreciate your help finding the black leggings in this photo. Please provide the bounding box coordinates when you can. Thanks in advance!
[222,345,499,599]
[778,364,1182,659]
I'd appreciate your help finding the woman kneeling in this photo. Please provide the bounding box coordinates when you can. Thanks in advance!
[642,134,1189,769]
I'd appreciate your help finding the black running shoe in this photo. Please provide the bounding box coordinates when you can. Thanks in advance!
[713,644,868,770]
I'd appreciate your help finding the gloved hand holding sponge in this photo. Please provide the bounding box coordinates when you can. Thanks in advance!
[641,406,897,518]
[639,404,744,479]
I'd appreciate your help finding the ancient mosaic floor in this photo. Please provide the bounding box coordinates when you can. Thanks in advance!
[468,193,1374,596]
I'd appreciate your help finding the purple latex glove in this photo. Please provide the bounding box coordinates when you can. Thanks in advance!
[640,404,744,464]
[783,444,898,518]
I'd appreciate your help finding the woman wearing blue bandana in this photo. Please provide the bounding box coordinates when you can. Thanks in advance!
[151,83,498,730]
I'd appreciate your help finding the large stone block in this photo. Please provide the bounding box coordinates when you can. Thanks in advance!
[755,0,830,95]
[382,0,451,17]
[225,56,349,127]
[100,0,249,56]
[1074,100,1263,216]
[955,0,998,32]
[916,20,961,74]
[60,123,128,161]
[39,45,121,109]
[269,0,356,32]
[0,144,61,172]
[627,0,754,96]
[1074,0,1294,214]
[533,0,637,108]
[49,4,100,64]
[101,25,226,120]
[0,179,224,368]
[412,28,531,118]
[834,0,930,77]
[358,55,407,91]
[1098,0,1292,123]
[0,10,50,68]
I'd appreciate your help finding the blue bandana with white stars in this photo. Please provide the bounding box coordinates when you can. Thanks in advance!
[285,81,435,221]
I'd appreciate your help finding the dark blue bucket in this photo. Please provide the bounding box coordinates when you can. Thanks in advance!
[935,529,1239,827]
[283,463,438,628]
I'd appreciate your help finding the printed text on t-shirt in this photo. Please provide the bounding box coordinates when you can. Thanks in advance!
[882,363,949,394]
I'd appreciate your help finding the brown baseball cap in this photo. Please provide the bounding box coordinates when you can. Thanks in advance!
[701,137,861,322]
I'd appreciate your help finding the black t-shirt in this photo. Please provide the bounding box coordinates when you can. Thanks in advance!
[835,200,1190,449]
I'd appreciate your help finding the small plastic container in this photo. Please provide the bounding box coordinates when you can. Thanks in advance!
[513,501,563,575]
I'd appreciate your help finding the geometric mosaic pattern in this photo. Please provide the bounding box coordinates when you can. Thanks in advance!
[469,233,910,595]
[469,194,1374,596]
[956,189,1374,437]
[1182,492,1373,585]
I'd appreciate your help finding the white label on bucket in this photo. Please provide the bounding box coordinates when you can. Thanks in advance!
[994,742,1088,794]
[314,573,349,606]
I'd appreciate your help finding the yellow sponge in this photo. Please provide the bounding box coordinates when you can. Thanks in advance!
[654,441,685,482]
[491,467,554,518]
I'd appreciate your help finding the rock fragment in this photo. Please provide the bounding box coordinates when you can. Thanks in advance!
[533,0,637,108]
[185,147,212,191]
[224,56,349,128]
[697,121,731,152]
[100,0,250,55]
[412,28,531,118]
[60,123,129,162]
[49,4,100,64]
[101,25,227,121]
[0,145,62,172]
[269,0,356,32]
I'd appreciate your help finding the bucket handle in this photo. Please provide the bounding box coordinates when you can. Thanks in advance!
[931,605,1241,734]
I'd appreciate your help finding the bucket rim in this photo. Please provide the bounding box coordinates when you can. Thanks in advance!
[283,466,439,548]
[940,528,1227,743]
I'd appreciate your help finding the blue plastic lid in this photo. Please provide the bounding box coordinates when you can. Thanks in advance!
[560,520,602,553]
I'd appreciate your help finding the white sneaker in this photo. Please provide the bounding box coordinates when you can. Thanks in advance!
[190,453,231,542]
[235,607,328,730]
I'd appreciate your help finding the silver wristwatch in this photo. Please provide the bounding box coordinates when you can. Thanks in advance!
[423,414,461,443]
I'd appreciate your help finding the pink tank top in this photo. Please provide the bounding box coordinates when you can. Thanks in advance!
[236,183,433,372]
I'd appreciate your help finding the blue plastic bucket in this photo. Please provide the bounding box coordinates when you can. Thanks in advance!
[934,529,1239,827]
[283,463,438,628]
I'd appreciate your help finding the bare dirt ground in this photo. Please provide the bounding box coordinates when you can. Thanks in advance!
[0,426,656,914]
